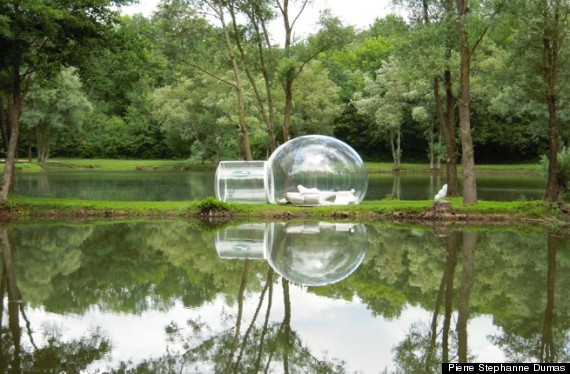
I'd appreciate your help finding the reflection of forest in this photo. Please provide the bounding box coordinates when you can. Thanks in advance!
[0,221,569,371]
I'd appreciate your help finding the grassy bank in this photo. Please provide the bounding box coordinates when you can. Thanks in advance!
[5,195,564,225]
[9,158,541,174]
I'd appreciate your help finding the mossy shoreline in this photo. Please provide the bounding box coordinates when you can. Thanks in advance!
[3,195,568,226]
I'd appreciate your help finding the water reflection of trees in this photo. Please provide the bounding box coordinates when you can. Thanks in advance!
[0,225,110,372]
[120,262,347,373]
[489,232,570,363]
[364,224,570,371]
[2,220,570,371]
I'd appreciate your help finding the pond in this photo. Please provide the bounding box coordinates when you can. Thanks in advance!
[13,170,546,201]
[1,220,568,372]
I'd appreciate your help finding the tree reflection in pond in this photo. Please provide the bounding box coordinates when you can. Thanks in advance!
[0,225,111,372]
[0,221,570,372]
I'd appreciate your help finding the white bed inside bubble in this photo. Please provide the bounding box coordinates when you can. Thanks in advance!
[277,185,358,206]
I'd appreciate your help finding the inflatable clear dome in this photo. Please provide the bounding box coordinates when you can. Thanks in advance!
[215,161,267,203]
[265,135,368,206]
[215,135,368,206]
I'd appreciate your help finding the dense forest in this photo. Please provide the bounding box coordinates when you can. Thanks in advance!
[1,0,570,203]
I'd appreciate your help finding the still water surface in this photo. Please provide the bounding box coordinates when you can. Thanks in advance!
[1,220,568,372]
[13,170,546,201]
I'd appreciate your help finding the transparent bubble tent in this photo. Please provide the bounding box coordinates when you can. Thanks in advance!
[215,135,368,206]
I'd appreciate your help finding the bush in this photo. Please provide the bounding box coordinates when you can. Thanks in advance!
[196,197,230,215]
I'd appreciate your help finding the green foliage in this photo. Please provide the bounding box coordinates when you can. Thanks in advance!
[291,61,342,136]
[196,197,231,215]
[2,0,567,166]
[21,67,93,163]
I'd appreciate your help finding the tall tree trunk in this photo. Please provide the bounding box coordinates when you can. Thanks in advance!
[216,0,253,161]
[0,60,23,204]
[542,0,562,202]
[277,0,309,142]
[544,92,560,202]
[231,3,278,154]
[456,0,478,204]
[428,119,435,170]
[443,70,459,196]
[434,74,459,197]
[279,0,294,142]
[433,0,460,197]
[0,93,7,151]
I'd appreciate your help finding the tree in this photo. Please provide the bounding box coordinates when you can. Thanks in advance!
[21,68,92,164]
[393,0,461,196]
[252,2,353,141]
[353,56,406,169]
[290,61,342,136]
[454,0,507,204]
[189,0,254,160]
[0,0,130,203]
[537,0,570,202]
[149,76,246,162]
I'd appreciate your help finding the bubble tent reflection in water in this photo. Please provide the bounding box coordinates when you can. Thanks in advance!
[215,222,368,286]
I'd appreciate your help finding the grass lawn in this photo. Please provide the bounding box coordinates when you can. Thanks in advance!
[6,195,562,225]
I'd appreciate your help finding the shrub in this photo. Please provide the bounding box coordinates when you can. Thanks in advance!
[196,197,230,215]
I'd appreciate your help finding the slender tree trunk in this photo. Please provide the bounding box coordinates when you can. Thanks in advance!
[280,0,294,142]
[435,0,460,197]
[282,83,293,142]
[434,74,459,197]
[216,1,253,161]
[277,0,310,142]
[1,56,31,203]
[428,120,435,170]
[0,93,7,151]
[254,3,280,152]
[544,92,560,202]
[0,93,21,204]
[456,0,477,204]
[396,127,402,169]
[542,0,562,202]
[231,4,277,153]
